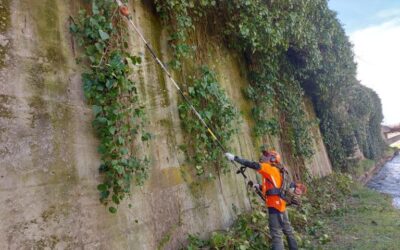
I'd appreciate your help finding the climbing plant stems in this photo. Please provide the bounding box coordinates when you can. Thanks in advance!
[154,0,241,177]
[178,66,240,176]
[154,0,316,161]
[70,0,150,213]
[154,0,385,169]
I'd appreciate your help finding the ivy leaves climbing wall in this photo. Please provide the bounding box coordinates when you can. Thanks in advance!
[155,0,241,177]
[70,0,150,213]
[154,0,385,170]
[155,0,317,162]
[178,67,239,176]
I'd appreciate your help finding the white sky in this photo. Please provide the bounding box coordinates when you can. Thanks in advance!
[350,18,400,125]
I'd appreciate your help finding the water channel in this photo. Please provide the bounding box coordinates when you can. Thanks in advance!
[368,155,400,209]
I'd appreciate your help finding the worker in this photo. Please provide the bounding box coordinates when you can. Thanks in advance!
[225,150,298,250]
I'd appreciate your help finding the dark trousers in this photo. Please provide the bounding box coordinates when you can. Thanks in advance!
[268,210,298,250]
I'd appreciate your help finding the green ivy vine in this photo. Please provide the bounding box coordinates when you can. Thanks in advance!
[178,67,239,176]
[154,0,216,69]
[154,1,240,177]
[153,0,385,170]
[70,0,150,213]
[155,0,316,161]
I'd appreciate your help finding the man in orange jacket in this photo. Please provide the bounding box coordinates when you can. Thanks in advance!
[225,150,298,250]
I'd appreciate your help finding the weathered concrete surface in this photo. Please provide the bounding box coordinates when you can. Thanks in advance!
[303,98,333,177]
[0,0,331,249]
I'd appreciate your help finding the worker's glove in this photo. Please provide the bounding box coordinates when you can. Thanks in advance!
[253,183,261,190]
[247,181,260,190]
[224,152,235,162]
[289,182,296,193]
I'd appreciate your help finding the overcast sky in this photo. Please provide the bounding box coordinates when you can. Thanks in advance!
[329,0,400,125]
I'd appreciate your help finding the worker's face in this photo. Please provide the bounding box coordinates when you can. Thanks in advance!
[259,153,277,163]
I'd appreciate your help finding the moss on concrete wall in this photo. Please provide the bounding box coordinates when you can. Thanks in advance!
[0,0,11,68]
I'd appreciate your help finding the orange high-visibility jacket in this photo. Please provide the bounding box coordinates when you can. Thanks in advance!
[258,162,286,212]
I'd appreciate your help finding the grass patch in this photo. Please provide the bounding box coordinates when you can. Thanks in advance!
[322,183,400,249]
[351,159,376,177]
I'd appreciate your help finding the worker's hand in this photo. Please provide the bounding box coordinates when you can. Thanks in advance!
[224,152,235,161]
[247,181,260,190]
[253,183,261,190]
[289,182,296,193]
